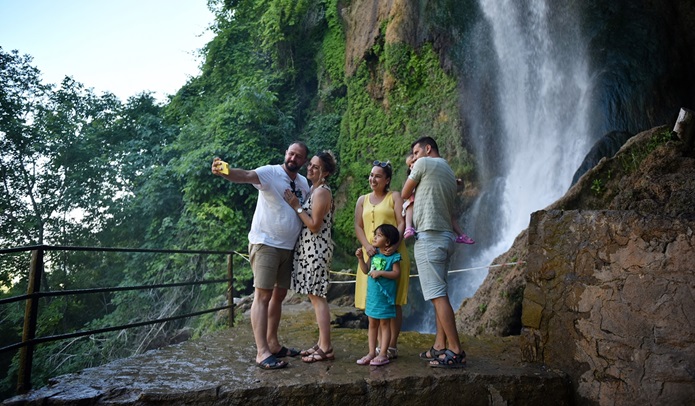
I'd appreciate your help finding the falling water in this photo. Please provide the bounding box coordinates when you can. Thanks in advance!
[406,0,594,332]
[479,0,591,247]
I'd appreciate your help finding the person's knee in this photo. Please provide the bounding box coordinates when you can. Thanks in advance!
[431,295,452,308]
[255,287,274,303]
[271,287,288,300]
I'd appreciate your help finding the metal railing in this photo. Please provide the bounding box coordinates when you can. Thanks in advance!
[0,245,237,394]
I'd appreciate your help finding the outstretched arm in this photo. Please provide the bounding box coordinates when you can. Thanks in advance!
[211,158,260,184]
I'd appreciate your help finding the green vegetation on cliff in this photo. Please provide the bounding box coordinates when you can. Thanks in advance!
[0,0,475,396]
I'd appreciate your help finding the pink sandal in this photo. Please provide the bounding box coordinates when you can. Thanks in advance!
[404,227,416,239]
[455,234,475,244]
[356,354,375,365]
[369,355,390,366]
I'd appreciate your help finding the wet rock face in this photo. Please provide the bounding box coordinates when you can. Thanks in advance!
[570,131,633,186]
[521,210,695,405]
[579,1,695,137]
[458,125,695,338]
[456,230,528,337]
[456,121,695,403]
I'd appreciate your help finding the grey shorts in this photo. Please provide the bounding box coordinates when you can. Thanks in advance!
[413,231,456,301]
[249,243,294,290]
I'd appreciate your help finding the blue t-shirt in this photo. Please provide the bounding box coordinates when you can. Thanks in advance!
[365,251,401,319]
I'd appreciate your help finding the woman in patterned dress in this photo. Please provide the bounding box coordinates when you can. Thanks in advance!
[282,150,337,362]
[354,160,410,359]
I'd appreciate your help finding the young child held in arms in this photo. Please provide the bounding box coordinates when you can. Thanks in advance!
[354,224,402,366]
[402,153,475,244]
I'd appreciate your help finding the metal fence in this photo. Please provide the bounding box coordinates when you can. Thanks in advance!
[0,245,236,394]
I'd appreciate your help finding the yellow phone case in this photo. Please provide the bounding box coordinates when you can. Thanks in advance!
[220,161,230,175]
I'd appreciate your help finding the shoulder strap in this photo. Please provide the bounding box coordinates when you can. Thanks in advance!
[385,191,395,208]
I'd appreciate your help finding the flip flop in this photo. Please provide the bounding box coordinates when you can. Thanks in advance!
[369,356,390,366]
[256,354,288,370]
[356,354,375,365]
[273,346,300,358]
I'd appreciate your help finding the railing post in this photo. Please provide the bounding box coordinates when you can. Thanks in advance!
[227,254,234,327]
[17,248,44,394]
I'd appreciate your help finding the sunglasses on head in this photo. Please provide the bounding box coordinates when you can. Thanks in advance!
[289,180,303,199]
[373,160,391,168]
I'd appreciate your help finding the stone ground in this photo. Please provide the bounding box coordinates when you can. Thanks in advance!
[3,303,572,405]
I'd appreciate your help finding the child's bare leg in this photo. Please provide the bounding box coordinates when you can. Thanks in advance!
[357,317,380,364]
[404,205,416,239]
[378,319,391,359]
[368,317,379,357]
[452,215,464,236]
[389,306,402,348]
[406,205,414,230]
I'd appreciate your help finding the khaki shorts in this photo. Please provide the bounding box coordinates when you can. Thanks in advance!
[249,243,294,290]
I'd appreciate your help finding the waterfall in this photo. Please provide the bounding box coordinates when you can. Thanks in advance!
[405,0,594,332]
[478,0,591,247]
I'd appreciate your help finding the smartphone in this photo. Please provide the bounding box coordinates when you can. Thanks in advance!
[219,161,230,175]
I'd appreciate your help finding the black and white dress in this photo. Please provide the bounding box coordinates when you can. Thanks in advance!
[291,184,333,297]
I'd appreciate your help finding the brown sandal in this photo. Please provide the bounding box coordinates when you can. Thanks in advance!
[300,344,319,356]
[302,347,334,363]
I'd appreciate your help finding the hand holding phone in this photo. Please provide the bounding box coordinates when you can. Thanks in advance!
[213,158,230,175]
[219,161,230,175]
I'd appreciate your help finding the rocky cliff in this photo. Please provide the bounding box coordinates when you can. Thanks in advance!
[522,210,694,405]
[457,118,695,404]
[457,116,695,330]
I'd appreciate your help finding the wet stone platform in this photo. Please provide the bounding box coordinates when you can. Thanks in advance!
[3,302,572,405]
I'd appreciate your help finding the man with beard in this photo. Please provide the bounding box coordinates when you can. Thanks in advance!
[212,142,310,369]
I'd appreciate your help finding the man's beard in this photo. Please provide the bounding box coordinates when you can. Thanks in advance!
[285,160,300,173]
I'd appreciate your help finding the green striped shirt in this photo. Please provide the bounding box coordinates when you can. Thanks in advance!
[408,157,456,232]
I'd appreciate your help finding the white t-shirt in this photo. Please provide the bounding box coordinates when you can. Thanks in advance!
[248,165,310,249]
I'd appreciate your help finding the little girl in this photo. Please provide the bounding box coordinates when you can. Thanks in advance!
[402,153,475,244]
[354,224,401,366]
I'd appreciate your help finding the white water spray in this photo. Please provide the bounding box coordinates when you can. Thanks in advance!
[477,0,591,256]
[407,0,596,332]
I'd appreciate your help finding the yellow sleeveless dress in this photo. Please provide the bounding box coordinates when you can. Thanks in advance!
[355,191,410,309]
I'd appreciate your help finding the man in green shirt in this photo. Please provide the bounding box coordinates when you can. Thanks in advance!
[401,136,466,368]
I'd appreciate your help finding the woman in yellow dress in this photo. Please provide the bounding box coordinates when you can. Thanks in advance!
[354,160,410,358]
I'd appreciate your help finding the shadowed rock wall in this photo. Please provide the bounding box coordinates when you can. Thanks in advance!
[521,210,695,405]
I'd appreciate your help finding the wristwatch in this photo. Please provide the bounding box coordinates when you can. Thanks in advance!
[296,207,303,214]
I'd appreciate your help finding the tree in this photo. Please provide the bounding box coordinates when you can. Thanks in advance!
[0,47,128,253]
[0,48,187,396]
